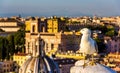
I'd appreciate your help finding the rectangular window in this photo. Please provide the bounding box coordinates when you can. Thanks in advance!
[32,25,35,32]
[51,44,54,50]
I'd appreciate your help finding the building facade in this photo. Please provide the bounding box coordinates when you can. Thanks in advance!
[25,17,80,54]
[25,32,80,54]
[0,61,15,73]
[13,53,28,67]
[0,17,23,32]
[104,36,120,53]
[55,59,76,73]
[25,16,66,33]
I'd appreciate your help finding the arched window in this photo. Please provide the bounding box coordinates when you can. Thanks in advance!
[32,25,35,33]
[41,25,45,32]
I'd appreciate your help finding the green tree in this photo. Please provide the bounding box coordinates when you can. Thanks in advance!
[0,24,25,60]
[94,38,106,53]
[0,37,3,60]
[105,30,114,37]
[105,25,117,37]
[86,25,107,34]
[0,37,9,60]
[7,35,15,59]
[14,25,25,53]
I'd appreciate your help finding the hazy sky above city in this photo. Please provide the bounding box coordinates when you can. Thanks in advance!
[0,0,120,17]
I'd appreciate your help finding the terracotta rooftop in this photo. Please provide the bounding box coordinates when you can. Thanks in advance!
[14,53,28,56]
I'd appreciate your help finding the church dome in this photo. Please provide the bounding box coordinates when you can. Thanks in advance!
[19,35,60,73]
[70,60,116,73]
[19,55,59,73]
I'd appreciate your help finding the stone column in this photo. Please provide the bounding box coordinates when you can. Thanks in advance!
[32,39,36,57]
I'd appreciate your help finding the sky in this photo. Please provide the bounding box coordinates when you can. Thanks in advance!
[0,0,120,17]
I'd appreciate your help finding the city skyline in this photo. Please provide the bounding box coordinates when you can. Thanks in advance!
[0,0,120,17]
